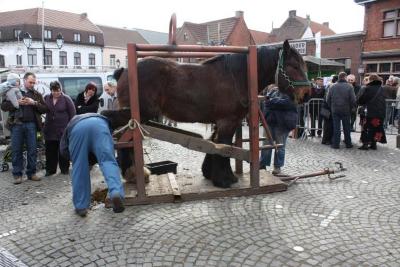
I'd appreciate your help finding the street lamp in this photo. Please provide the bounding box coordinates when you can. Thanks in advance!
[22,32,64,66]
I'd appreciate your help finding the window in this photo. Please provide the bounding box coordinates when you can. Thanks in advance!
[110,54,116,66]
[0,31,2,39]
[74,33,81,42]
[366,64,377,73]
[59,77,102,101]
[89,35,96,43]
[125,56,128,67]
[44,50,52,66]
[28,49,37,66]
[14,29,22,39]
[393,62,400,72]
[379,63,391,72]
[74,52,81,68]
[59,51,67,67]
[44,30,52,39]
[383,9,400,37]
[88,53,95,68]
[16,55,22,66]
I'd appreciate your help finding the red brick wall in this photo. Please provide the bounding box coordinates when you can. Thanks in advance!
[363,0,400,52]
[306,36,363,78]
[227,19,255,46]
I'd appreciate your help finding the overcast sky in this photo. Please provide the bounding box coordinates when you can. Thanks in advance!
[1,0,365,34]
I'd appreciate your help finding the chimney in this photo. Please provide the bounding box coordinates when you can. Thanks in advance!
[306,14,310,21]
[235,11,244,18]
[323,22,329,28]
[80,13,88,19]
[289,10,296,18]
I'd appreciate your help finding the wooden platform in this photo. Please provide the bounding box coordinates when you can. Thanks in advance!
[121,171,287,206]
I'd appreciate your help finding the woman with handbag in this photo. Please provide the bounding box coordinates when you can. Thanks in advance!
[357,74,387,150]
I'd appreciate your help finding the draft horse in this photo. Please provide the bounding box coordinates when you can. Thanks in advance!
[104,40,310,188]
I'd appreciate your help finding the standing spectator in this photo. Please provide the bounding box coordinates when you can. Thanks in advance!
[99,80,118,112]
[347,74,361,131]
[0,73,23,128]
[394,77,400,127]
[321,75,338,145]
[43,81,76,176]
[309,77,325,137]
[259,85,298,175]
[326,72,356,149]
[60,113,125,217]
[75,82,99,114]
[357,74,387,150]
[382,76,398,127]
[0,72,48,184]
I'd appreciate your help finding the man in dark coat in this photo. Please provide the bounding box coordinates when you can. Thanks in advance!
[326,72,356,149]
[1,72,48,184]
[346,74,361,131]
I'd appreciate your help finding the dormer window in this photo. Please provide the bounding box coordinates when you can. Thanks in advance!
[14,29,22,39]
[74,33,81,42]
[89,35,96,44]
[183,32,188,41]
[44,30,52,39]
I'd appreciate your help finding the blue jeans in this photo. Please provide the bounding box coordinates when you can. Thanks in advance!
[11,122,37,177]
[69,117,124,210]
[260,127,288,168]
[332,113,352,147]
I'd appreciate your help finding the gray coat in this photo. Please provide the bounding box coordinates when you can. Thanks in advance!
[326,80,356,115]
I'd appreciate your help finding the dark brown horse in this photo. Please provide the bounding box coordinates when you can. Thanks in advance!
[104,40,310,188]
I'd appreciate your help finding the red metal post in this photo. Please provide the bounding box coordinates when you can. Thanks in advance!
[235,127,243,174]
[247,46,259,187]
[127,43,146,200]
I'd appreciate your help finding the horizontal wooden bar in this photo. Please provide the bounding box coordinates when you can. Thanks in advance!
[134,44,249,53]
[260,144,283,150]
[137,51,222,58]
[143,125,251,162]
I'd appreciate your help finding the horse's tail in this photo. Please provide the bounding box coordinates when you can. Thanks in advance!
[113,68,125,81]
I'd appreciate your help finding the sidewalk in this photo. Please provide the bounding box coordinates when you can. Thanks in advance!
[0,123,399,266]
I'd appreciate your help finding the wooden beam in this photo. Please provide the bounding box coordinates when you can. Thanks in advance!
[142,125,250,162]
[167,173,181,196]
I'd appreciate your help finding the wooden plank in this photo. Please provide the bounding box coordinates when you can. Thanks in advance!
[143,125,250,162]
[167,173,181,196]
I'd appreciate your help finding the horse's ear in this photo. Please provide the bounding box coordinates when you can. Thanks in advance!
[113,68,125,81]
[283,40,291,57]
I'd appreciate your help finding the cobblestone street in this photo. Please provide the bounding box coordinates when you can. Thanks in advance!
[1,123,399,266]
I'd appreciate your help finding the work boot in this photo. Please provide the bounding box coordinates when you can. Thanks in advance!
[369,142,377,150]
[28,174,41,181]
[13,176,22,185]
[111,194,125,213]
[272,166,281,175]
[75,208,88,217]
[358,144,369,150]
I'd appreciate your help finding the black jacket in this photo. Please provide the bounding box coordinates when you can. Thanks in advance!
[357,80,386,119]
[74,91,99,114]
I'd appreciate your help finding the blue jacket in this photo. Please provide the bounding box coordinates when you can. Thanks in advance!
[263,89,298,131]
[59,113,112,160]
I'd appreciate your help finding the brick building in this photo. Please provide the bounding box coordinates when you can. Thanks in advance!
[356,0,400,80]
[176,11,256,47]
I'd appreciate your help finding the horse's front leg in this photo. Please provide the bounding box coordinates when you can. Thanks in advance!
[203,120,240,188]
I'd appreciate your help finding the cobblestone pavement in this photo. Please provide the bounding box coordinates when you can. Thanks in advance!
[0,123,399,266]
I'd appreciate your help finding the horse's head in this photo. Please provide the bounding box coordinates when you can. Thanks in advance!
[275,40,310,104]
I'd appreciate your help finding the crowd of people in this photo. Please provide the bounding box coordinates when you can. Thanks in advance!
[259,72,400,175]
[1,72,123,216]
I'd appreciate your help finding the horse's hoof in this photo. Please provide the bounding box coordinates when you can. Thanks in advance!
[230,174,239,183]
[211,177,232,188]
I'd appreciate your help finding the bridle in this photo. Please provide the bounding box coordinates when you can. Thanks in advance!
[274,49,310,90]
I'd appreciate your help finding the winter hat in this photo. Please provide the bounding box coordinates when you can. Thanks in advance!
[6,73,20,86]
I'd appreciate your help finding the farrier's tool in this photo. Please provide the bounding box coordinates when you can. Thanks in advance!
[280,162,347,187]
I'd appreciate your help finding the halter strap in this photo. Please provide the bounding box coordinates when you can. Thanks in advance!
[275,49,310,90]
